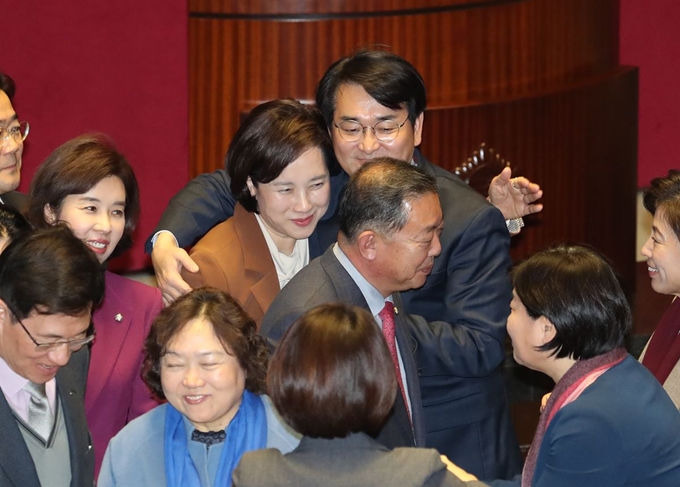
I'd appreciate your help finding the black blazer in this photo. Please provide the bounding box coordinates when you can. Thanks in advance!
[233,432,489,487]
[0,191,27,212]
[261,247,427,449]
[0,348,94,487]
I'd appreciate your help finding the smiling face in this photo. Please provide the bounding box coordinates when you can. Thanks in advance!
[160,317,246,432]
[46,176,126,263]
[247,147,330,255]
[0,91,23,194]
[0,303,91,383]
[331,83,423,176]
[641,208,680,297]
[372,192,443,295]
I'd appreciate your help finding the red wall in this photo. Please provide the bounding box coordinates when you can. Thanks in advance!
[620,0,680,188]
[3,1,189,270]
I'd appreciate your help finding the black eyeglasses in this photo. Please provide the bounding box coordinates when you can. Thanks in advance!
[17,317,95,352]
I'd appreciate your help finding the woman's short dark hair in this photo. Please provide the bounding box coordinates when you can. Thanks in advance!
[227,99,336,213]
[316,49,427,129]
[27,133,141,258]
[512,244,631,360]
[643,169,680,241]
[0,203,31,243]
[143,287,268,400]
[268,303,397,439]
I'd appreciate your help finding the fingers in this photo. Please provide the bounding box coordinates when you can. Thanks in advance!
[151,235,197,306]
[493,166,513,186]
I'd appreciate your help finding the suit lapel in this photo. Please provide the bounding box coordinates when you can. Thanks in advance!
[57,348,93,486]
[318,249,370,308]
[234,207,281,318]
[86,275,133,413]
[0,389,41,486]
[393,293,426,446]
[318,249,417,447]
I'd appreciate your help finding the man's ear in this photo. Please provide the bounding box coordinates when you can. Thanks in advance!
[356,230,378,261]
[413,112,424,147]
[0,299,11,331]
[44,204,57,224]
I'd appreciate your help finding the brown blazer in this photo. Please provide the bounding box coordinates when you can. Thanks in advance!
[181,204,280,326]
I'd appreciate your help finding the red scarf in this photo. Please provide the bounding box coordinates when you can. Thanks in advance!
[521,348,627,487]
[642,298,680,384]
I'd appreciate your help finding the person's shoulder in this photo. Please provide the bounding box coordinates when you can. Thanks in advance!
[233,448,287,486]
[191,217,240,254]
[261,394,301,453]
[112,404,166,441]
[104,271,161,302]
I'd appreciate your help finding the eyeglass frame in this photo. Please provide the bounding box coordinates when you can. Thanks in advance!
[333,116,409,143]
[16,315,95,352]
[0,121,30,146]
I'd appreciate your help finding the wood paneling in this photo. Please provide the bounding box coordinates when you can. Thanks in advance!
[188,0,636,288]
[421,68,638,288]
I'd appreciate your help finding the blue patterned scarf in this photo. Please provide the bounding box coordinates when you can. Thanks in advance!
[164,390,267,487]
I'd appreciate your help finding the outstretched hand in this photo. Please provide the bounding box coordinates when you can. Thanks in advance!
[488,167,543,220]
[151,232,199,306]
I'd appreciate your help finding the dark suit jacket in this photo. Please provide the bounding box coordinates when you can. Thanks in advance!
[261,247,426,449]
[491,356,680,487]
[146,150,520,479]
[181,204,280,326]
[404,152,521,480]
[0,349,94,487]
[86,271,161,477]
[0,191,27,212]
[233,432,489,487]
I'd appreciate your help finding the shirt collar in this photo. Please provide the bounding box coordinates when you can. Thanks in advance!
[332,243,392,317]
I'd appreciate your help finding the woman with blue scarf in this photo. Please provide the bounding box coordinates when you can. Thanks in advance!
[98,287,299,486]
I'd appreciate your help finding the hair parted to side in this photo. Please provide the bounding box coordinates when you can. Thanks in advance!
[643,170,680,241]
[512,244,631,360]
[268,303,397,439]
[316,48,427,129]
[227,98,337,213]
[27,133,141,258]
[0,203,32,243]
[0,225,105,321]
[142,287,268,400]
[0,72,16,100]
[338,157,437,243]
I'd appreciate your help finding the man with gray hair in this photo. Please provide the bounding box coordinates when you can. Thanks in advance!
[262,157,443,450]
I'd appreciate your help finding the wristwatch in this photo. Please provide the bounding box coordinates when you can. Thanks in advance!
[506,217,524,235]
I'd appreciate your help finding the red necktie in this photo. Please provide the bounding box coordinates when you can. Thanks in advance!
[379,301,410,419]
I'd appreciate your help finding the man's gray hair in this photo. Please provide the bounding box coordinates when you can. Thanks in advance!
[338,158,437,242]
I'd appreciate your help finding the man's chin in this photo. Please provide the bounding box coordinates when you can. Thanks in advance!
[0,176,20,194]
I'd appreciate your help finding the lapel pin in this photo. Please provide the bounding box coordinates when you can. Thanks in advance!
[114,313,123,322]
[393,307,399,315]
